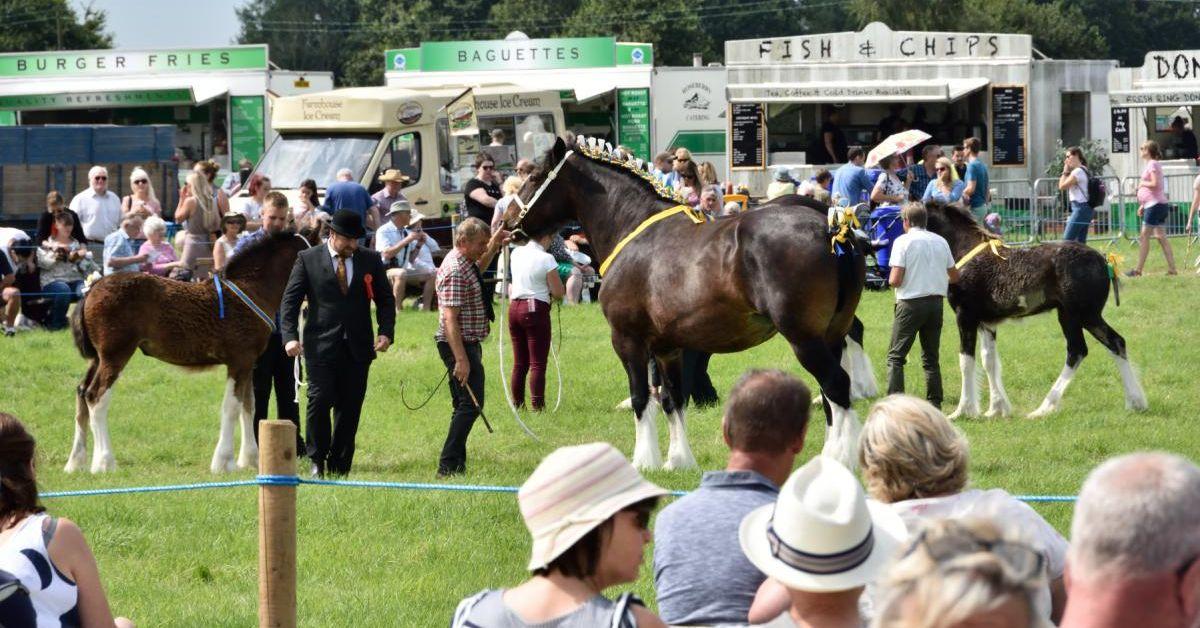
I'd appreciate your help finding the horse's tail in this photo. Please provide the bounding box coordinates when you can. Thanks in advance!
[71,289,97,361]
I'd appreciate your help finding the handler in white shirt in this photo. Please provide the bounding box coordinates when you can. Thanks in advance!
[69,165,122,242]
[506,233,565,410]
[886,202,959,408]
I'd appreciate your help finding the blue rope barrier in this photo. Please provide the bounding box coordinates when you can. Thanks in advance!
[39,475,1076,503]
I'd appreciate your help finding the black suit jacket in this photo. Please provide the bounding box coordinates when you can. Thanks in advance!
[280,245,396,365]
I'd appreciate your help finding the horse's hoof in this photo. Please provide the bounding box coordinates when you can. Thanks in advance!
[90,456,116,474]
[1127,398,1149,412]
[210,457,236,474]
[984,403,1013,419]
[1026,404,1055,419]
[664,454,698,472]
[237,453,258,469]
[631,449,662,471]
[615,397,633,411]
[947,406,978,420]
[64,455,86,473]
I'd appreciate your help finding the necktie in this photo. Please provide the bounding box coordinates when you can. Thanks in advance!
[336,255,348,295]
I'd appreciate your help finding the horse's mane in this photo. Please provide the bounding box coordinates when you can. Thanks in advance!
[926,200,995,239]
[531,136,688,206]
[223,230,299,279]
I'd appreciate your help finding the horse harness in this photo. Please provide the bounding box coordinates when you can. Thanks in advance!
[955,238,1008,270]
[212,233,314,333]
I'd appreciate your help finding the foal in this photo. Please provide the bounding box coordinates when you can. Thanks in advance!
[922,202,1147,418]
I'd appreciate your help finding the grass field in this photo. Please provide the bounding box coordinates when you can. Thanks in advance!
[1,245,1196,626]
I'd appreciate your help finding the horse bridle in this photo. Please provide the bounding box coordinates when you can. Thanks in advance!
[507,149,575,237]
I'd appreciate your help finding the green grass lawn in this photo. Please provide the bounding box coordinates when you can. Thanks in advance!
[1,243,1196,626]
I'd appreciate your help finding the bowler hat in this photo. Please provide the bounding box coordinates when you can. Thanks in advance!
[328,209,366,239]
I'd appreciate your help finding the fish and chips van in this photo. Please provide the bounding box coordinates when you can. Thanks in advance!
[264,83,564,218]
[723,22,1114,195]
[1107,50,1200,177]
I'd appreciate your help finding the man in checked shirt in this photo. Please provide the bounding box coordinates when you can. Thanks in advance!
[435,217,509,477]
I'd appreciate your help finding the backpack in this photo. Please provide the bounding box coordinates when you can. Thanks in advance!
[1083,167,1106,208]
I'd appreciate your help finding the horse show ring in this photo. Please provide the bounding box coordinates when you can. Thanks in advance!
[5,249,1194,622]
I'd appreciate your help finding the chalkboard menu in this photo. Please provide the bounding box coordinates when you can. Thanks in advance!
[990,85,1026,166]
[1111,107,1131,154]
[730,103,765,170]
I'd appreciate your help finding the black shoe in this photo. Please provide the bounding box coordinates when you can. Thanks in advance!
[310,461,325,479]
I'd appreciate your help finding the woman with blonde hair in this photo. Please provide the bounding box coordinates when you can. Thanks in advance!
[859,394,1067,622]
[174,171,219,274]
[921,157,965,204]
[121,167,161,219]
[872,518,1051,628]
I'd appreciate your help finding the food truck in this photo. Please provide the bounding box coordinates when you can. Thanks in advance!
[384,36,655,161]
[264,83,564,217]
[0,45,331,168]
[1107,50,1200,177]
[723,22,1115,194]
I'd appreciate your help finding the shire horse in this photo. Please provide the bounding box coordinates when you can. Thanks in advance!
[68,231,314,473]
[504,136,867,470]
[921,201,1148,418]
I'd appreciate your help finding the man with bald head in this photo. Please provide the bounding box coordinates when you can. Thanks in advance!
[1062,452,1200,628]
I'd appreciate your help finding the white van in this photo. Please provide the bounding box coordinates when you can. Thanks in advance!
[256,83,565,219]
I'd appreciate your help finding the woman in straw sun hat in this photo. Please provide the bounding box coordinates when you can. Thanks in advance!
[741,455,907,627]
[453,442,670,627]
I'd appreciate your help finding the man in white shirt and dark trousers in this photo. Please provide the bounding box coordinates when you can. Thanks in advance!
[886,202,959,408]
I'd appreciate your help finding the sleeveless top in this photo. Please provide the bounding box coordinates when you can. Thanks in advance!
[0,514,80,627]
[453,589,642,628]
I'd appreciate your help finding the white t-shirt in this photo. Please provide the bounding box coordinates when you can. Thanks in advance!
[69,188,122,241]
[234,198,262,222]
[509,241,557,303]
[889,227,955,300]
[407,234,440,273]
[0,227,30,271]
[1068,167,1089,204]
[890,488,1069,620]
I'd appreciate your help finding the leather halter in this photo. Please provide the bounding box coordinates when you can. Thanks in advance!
[506,149,575,237]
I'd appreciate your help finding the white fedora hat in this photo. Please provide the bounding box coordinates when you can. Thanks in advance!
[519,442,668,571]
[739,455,907,592]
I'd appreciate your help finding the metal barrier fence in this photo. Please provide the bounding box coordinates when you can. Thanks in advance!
[1118,173,1198,244]
[986,178,1035,245]
[1032,175,1127,245]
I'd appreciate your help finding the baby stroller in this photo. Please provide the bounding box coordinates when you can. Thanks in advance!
[865,205,904,291]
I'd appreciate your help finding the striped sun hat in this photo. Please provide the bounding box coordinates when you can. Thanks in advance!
[519,442,668,571]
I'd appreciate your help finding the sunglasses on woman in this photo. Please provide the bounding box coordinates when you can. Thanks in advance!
[935,167,947,172]
[902,521,1045,581]
[133,179,149,184]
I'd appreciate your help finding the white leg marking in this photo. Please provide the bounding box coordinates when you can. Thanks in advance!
[664,408,698,471]
[980,330,1012,418]
[236,384,258,469]
[1113,354,1149,411]
[615,396,633,411]
[211,378,239,473]
[65,394,89,473]
[1028,363,1077,418]
[840,349,859,400]
[848,338,879,399]
[821,402,862,472]
[948,354,980,420]
[631,401,662,470]
[88,390,116,473]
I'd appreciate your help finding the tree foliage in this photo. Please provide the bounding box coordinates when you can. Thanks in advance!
[232,0,1200,86]
[0,0,111,52]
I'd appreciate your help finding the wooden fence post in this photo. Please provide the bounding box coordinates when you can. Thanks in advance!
[258,420,297,628]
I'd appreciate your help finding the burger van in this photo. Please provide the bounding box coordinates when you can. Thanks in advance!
[253,84,565,227]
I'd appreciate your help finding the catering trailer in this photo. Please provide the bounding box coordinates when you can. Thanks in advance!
[723,22,1114,193]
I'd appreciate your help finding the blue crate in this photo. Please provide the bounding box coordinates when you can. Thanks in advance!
[0,127,25,165]
[26,127,92,165]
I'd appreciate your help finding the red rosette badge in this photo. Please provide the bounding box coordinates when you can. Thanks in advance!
[363,273,375,300]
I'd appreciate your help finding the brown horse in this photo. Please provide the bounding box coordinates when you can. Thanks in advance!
[504,137,867,470]
[921,201,1147,418]
[68,231,314,473]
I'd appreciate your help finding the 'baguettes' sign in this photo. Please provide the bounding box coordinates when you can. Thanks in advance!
[730,103,765,170]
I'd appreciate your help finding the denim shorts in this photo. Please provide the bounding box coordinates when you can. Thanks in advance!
[1143,202,1171,227]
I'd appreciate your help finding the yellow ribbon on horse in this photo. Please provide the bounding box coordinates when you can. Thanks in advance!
[598,204,706,277]
[828,207,861,254]
[955,238,1008,270]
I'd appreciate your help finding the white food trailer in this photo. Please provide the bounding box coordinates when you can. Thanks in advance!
[723,22,1114,194]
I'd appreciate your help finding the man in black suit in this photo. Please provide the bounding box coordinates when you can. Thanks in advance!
[281,210,395,477]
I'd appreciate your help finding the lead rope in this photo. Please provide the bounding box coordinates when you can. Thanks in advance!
[495,246,541,440]
[550,300,563,413]
[289,233,315,404]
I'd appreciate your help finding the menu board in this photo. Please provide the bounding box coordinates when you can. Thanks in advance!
[730,103,765,170]
[1111,107,1131,154]
[616,88,651,162]
[990,85,1026,166]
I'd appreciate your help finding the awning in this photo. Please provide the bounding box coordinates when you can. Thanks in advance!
[0,76,229,111]
[1109,86,1200,107]
[728,77,989,104]
[386,67,651,104]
